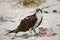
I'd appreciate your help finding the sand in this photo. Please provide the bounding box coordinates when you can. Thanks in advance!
[0,0,60,40]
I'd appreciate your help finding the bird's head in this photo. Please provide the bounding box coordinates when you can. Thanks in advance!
[35,8,43,18]
[36,8,42,14]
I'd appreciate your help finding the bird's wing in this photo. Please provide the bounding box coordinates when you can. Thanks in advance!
[16,15,37,32]
[25,15,37,22]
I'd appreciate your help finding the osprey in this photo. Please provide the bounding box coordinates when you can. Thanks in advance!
[5,4,55,36]
[6,8,43,39]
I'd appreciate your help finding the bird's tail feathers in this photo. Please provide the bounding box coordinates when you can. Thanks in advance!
[5,30,15,35]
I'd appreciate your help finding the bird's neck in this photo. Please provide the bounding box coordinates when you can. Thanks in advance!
[36,12,42,19]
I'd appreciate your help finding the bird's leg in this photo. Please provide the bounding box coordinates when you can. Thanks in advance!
[33,28,38,36]
[29,28,33,36]
[33,29,36,34]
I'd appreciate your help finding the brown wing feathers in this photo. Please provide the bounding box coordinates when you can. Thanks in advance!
[7,14,37,34]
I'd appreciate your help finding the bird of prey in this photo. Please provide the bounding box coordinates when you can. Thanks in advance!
[6,8,43,39]
[5,4,55,39]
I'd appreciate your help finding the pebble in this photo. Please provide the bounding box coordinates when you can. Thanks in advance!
[53,10,57,13]
[44,11,49,13]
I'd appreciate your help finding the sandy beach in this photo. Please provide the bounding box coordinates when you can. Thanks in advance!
[0,0,60,40]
